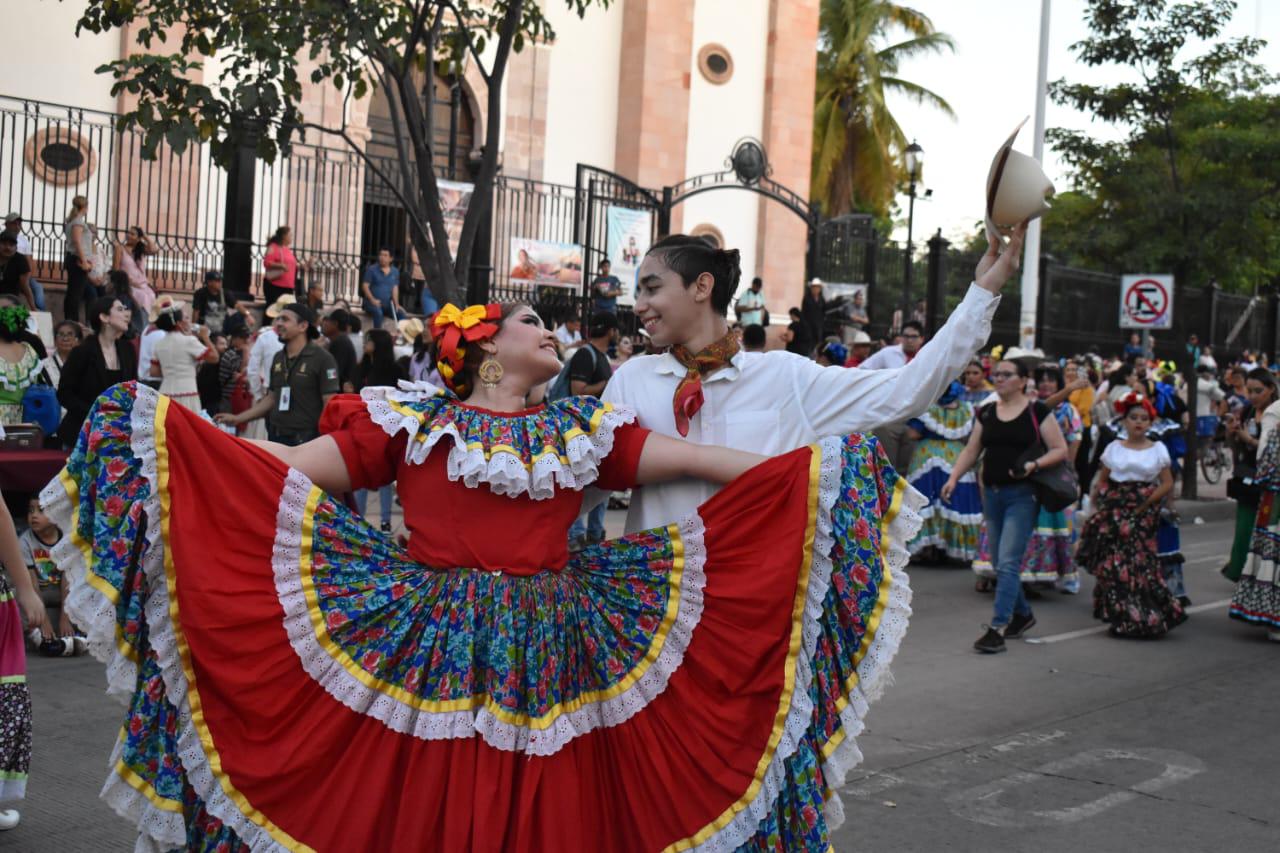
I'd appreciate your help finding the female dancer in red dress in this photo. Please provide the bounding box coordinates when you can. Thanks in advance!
[43,301,920,851]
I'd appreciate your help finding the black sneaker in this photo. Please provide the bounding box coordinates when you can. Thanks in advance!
[380,522,393,534]
[1177,595,1193,608]
[1004,610,1037,639]
[973,627,1006,654]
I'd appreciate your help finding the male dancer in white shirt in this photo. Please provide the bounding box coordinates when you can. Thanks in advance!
[603,227,1026,533]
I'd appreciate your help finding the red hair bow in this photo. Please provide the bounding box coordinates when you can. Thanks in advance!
[430,303,502,392]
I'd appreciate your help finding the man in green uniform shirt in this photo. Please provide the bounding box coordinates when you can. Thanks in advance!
[218,303,339,445]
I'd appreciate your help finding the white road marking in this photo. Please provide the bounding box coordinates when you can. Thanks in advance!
[946,748,1205,827]
[1025,599,1232,644]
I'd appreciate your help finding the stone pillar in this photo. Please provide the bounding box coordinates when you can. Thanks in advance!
[925,229,948,337]
[614,0,695,231]
[504,44,551,181]
[755,0,819,319]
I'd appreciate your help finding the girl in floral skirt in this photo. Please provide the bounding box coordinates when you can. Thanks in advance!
[1077,393,1186,637]
[1,498,52,831]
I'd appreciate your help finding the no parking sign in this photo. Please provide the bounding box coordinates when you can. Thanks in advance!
[1119,274,1174,330]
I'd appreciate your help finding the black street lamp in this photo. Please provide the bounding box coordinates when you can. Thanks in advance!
[902,140,924,323]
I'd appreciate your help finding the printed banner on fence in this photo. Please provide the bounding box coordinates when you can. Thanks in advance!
[438,179,473,262]
[605,206,652,306]
[509,237,584,289]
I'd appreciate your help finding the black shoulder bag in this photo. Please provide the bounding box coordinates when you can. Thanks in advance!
[1014,404,1080,512]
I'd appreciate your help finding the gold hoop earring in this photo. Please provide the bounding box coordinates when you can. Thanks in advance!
[477,354,504,388]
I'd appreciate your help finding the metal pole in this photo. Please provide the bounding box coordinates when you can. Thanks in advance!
[903,180,916,319]
[1019,0,1051,350]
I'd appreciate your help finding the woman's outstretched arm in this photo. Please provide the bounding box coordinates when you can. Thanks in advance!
[633,434,767,486]
[245,436,352,495]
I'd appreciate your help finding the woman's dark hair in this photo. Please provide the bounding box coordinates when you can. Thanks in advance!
[129,226,147,263]
[998,358,1030,378]
[360,328,400,388]
[1109,362,1133,387]
[267,226,291,246]
[455,302,524,398]
[1034,364,1065,392]
[1246,367,1277,391]
[645,234,741,316]
[90,296,129,334]
[107,269,131,298]
[412,332,429,356]
[154,301,185,333]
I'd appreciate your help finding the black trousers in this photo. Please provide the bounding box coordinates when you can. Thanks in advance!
[63,254,95,325]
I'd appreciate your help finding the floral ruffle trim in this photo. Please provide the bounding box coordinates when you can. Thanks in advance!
[272,468,707,757]
[687,436,923,853]
[361,381,637,500]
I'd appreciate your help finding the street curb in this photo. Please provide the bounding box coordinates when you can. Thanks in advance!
[1178,498,1236,524]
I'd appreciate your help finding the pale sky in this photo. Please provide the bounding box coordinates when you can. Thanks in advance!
[883,0,1280,244]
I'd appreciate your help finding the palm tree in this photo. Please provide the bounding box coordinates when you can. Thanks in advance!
[812,0,956,218]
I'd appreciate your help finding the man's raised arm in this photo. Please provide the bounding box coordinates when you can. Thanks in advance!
[797,225,1026,437]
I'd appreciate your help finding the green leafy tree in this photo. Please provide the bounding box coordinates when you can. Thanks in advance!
[75,0,609,305]
[811,0,955,219]
[1044,0,1280,294]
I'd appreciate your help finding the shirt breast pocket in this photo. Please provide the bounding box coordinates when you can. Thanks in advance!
[723,410,780,451]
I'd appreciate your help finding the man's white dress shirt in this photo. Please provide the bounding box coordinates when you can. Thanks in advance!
[247,328,284,400]
[857,343,909,371]
[137,328,166,382]
[603,283,998,532]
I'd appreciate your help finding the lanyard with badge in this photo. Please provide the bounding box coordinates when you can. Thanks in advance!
[278,351,304,411]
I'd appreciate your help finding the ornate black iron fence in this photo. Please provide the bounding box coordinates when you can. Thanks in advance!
[0,95,365,302]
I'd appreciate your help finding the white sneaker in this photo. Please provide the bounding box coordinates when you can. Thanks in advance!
[25,628,42,649]
[0,809,20,830]
[73,636,89,656]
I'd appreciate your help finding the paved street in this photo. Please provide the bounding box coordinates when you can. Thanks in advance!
[4,511,1274,852]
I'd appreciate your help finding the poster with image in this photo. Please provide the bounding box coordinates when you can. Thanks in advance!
[823,282,870,327]
[508,237,584,289]
[438,179,474,262]
[605,205,652,306]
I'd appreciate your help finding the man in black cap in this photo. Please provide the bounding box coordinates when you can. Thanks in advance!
[192,270,230,334]
[217,303,339,445]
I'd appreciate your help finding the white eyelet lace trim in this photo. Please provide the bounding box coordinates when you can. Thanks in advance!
[915,408,974,440]
[684,435,922,852]
[50,388,916,851]
[42,478,139,704]
[272,466,708,756]
[51,385,290,852]
[360,382,637,500]
[907,455,978,482]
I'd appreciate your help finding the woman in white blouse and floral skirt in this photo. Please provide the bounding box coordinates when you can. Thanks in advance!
[1077,393,1186,637]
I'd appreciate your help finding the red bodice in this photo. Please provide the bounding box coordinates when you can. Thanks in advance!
[322,395,648,574]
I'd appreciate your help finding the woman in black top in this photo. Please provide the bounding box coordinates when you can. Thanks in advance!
[355,328,407,390]
[57,295,138,448]
[944,359,1068,654]
[1223,369,1278,580]
[354,328,408,533]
